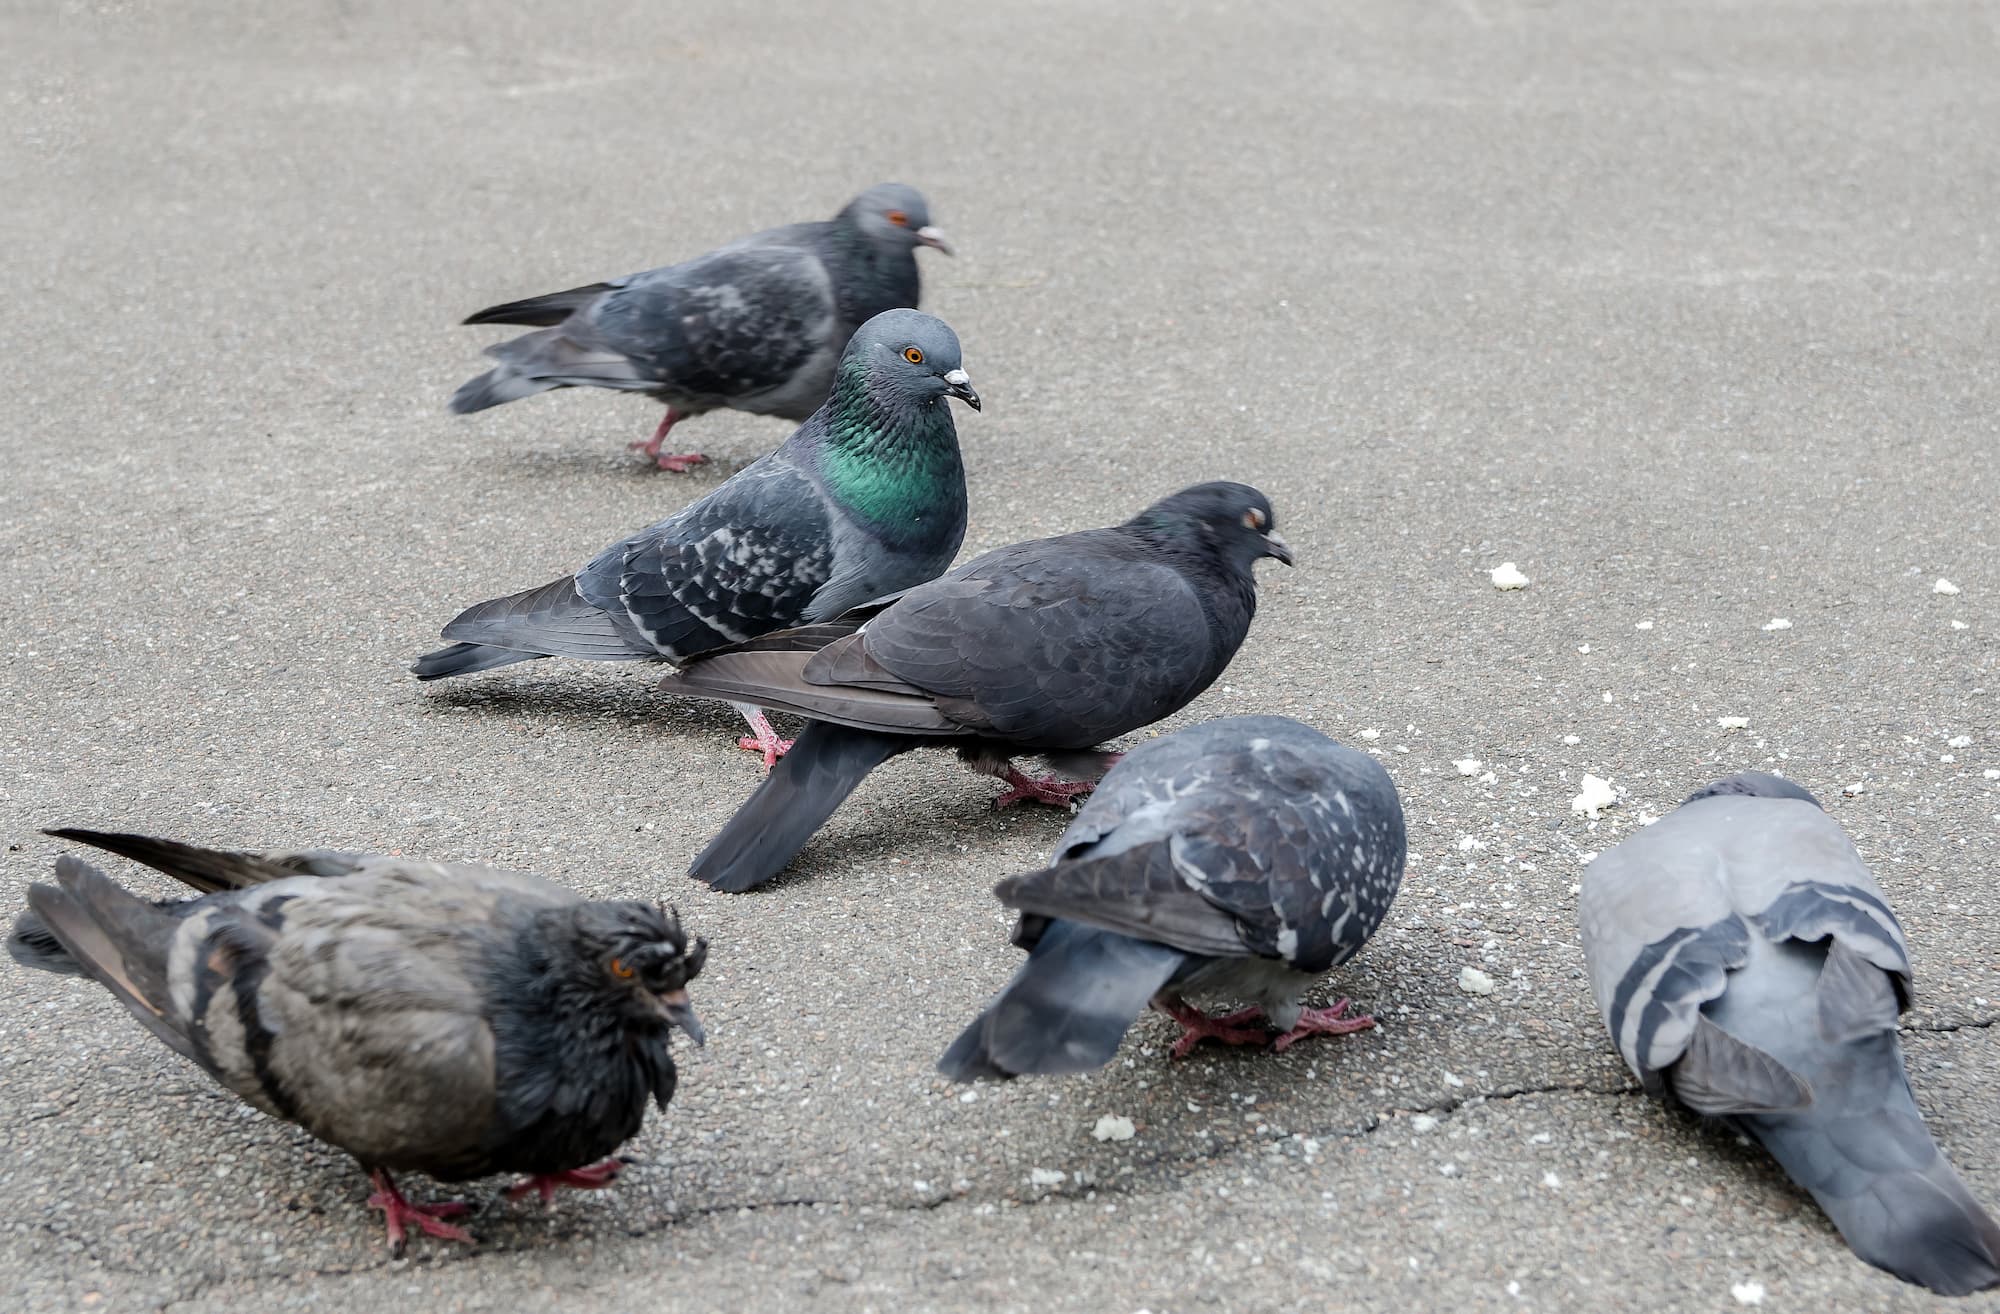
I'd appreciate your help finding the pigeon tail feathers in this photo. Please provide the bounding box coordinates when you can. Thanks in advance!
[938,919,1187,1080]
[687,721,907,893]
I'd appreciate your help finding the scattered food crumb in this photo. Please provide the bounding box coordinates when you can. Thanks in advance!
[1411,1114,1439,1133]
[1954,619,1971,629]
[1029,1168,1066,1187]
[1731,1280,1766,1306]
[1571,774,1619,818]
[1762,618,1792,631]
[1985,769,2000,781]
[1091,1115,1136,1143]
[1843,782,1865,796]
[1457,836,1486,853]
[1716,716,1749,729]
[1453,758,1481,776]
[1948,735,1972,748]
[1359,727,1381,740]
[1458,966,1497,995]
[1442,1071,1465,1088]
[1542,1171,1561,1189]
[1490,562,1531,590]
[1562,734,1580,745]
[1634,619,1654,630]
[1934,579,1961,595]
[1577,643,1590,654]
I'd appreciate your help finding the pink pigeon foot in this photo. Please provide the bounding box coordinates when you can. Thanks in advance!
[628,408,708,472]
[1161,1000,1273,1059]
[366,1168,474,1255]
[1270,998,1377,1053]
[990,766,1098,810]
[735,709,795,770]
[503,1157,627,1205]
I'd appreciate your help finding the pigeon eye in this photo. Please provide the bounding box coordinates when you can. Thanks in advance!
[609,958,636,979]
[1242,508,1268,531]
[886,209,910,227]
[903,346,925,364]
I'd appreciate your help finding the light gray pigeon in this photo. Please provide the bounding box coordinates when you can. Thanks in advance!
[450,183,950,471]
[1579,772,2000,1296]
[417,309,978,765]
[664,483,1294,893]
[938,716,1403,1079]
[9,829,707,1254]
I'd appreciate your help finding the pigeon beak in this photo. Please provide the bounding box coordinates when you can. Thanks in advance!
[915,225,953,255]
[942,368,981,411]
[1261,530,1295,566]
[657,988,706,1047]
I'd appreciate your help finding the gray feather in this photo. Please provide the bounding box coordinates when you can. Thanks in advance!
[419,310,973,692]
[1578,776,2000,1296]
[940,716,1405,1078]
[449,183,944,432]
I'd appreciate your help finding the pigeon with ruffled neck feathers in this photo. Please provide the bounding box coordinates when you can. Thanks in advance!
[10,828,707,1254]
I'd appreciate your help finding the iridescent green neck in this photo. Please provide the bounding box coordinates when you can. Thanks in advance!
[817,358,966,547]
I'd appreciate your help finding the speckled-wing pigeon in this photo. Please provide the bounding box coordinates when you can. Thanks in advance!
[417,309,978,764]
[451,183,950,471]
[8,829,707,1254]
[1579,772,2000,1296]
[661,483,1294,893]
[937,716,1403,1078]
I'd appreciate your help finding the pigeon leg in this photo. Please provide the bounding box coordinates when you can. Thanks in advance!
[1270,998,1377,1053]
[732,703,795,770]
[629,407,708,473]
[503,1156,626,1206]
[1158,999,1274,1059]
[366,1168,474,1255]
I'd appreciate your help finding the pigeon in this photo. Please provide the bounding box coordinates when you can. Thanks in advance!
[416,309,979,765]
[9,828,707,1254]
[1578,772,2000,1296]
[450,183,951,471]
[661,482,1294,893]
[937,715,1404,1079]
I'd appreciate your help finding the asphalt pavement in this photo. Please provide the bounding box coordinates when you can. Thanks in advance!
[2,2,1996,1311]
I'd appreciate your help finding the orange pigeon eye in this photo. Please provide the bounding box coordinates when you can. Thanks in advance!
[886,209,910,227]
[1242,508,1268,530]
[903,346,925,364]
[610,958,636,979]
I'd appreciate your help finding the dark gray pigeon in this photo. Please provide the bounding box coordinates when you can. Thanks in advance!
[416,309,979,765]
[938,715,1404,1079]
[9,829,706,1254]
[450,183,950,471]
[661,482,1294,893]
[1579,772,2000,1297]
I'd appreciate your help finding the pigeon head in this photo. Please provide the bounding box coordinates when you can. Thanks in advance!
[844,309,980,411]
[1682,771,1823,809]
[843,183,951,255]
[565,901,709,1045]
[1128,482,1294,571]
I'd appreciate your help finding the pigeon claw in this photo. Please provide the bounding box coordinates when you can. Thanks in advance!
[991,768,1098,810]
[366,1169,474,1255]
[503,1157,627,1206]
[1162,1001,1272,1059]
[1270,998,1377,1053]
[735,710,795,771]
[654,451,710,474]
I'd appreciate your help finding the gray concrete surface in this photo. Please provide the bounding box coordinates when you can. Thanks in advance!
[3,1,1997,1310]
